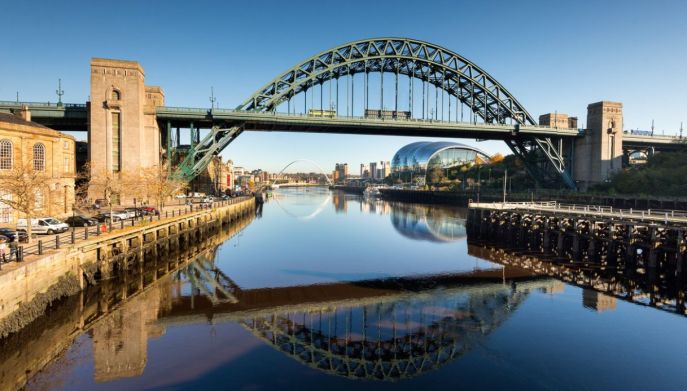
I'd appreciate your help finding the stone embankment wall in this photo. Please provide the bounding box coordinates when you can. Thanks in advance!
[0,197,255,338]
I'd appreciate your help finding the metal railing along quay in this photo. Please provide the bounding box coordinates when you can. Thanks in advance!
[468,201,687,225]
[0,196,252,267]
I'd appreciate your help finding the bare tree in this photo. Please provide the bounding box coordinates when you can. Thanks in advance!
[141,163,188,210]
[0,160,47,242]
[79,162,132,228]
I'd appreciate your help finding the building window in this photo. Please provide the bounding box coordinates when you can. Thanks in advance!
[0,139,12,170]
[111,89,121,100]
[64,157,70,173]
[63,140,69,150]
[112,112,121,172]
[35,190,44,209]
[0,192,11,223]
[33,143,45,171]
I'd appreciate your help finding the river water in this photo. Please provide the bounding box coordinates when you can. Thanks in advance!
[5,187,687,390]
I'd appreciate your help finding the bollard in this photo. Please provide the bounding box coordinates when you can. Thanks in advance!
[85,226,89,240]
[17,246,23,262]
[71,230,75,244]
[38,240,43,255]
[166,211,168,218]
[120,220,124,230]
[55,234,60,249]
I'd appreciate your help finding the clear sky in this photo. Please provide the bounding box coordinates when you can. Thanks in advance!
[1,0,685,173]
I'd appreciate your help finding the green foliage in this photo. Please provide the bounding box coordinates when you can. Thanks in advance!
[463,155,535,191]
[600,152,687,196]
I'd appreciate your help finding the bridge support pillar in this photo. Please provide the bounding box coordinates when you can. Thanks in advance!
[89,58,165,204]
[572,101,624,190]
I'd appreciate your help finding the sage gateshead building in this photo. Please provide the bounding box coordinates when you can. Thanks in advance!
[391,141,490,184]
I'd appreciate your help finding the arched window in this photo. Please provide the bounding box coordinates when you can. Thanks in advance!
[0,139,12,170]
[111,89,121,100]
[33,143,45,171]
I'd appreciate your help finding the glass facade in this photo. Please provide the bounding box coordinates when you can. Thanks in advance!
[391,141,489,184]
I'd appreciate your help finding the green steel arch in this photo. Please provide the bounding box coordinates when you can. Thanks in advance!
[237,37,535,125]
[177,38,574,188]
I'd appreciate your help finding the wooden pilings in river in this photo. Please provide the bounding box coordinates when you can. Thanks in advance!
[467,204,687,279]
[92,198,255,281]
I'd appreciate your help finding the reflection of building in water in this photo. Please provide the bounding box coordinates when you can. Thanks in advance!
[391,203,467,242]
[540,281,565,294]
[91,274,172,382]
[583,289,617,312]
[332,191,347,213]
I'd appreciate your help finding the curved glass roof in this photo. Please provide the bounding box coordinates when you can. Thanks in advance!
[391,141,490,172]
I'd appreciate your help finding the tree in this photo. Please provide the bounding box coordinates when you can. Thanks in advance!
[428,166,444,185]
[0,160,47,243]
[140,163,188,209]
[79,162,132,228]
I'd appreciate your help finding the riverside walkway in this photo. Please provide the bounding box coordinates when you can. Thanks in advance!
[0,196,256,339]
[0,197,252,268]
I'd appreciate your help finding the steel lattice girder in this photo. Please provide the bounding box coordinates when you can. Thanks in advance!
[178,38,574,188]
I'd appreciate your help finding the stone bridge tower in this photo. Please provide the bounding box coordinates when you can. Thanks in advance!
[573,101,623,189]
[89,58,164,202]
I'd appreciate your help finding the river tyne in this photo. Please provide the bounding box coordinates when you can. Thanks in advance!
[4,187,687,391]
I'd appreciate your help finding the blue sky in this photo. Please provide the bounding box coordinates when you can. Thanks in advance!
[1,0,685,173]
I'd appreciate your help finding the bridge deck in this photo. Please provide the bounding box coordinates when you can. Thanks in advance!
[156,106,581,138]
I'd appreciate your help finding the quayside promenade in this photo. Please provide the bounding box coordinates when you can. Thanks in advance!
[0,213,255,390]
[0,196,255,339]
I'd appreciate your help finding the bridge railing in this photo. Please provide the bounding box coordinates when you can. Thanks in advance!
[0,100,86,109]
[469,201,687,223]
[158,106,581,131]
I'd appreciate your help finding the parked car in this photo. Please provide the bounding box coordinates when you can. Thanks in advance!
[17,217,69,235]
[0,228,29,243]
[113,210,135,219]
[124,208,145,218]
[174,194,187,199]
[94,212,126,222]
[65,215,98,227]
[142,207,159,215]
[201,197,214,204]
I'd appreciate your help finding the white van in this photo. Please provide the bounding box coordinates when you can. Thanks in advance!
[17,217,69,235]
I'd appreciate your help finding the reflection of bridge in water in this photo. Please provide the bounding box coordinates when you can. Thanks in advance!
[162,261,552,381]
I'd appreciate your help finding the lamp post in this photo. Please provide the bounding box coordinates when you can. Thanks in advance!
[502,169,508,204]
[56,78,64,107]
